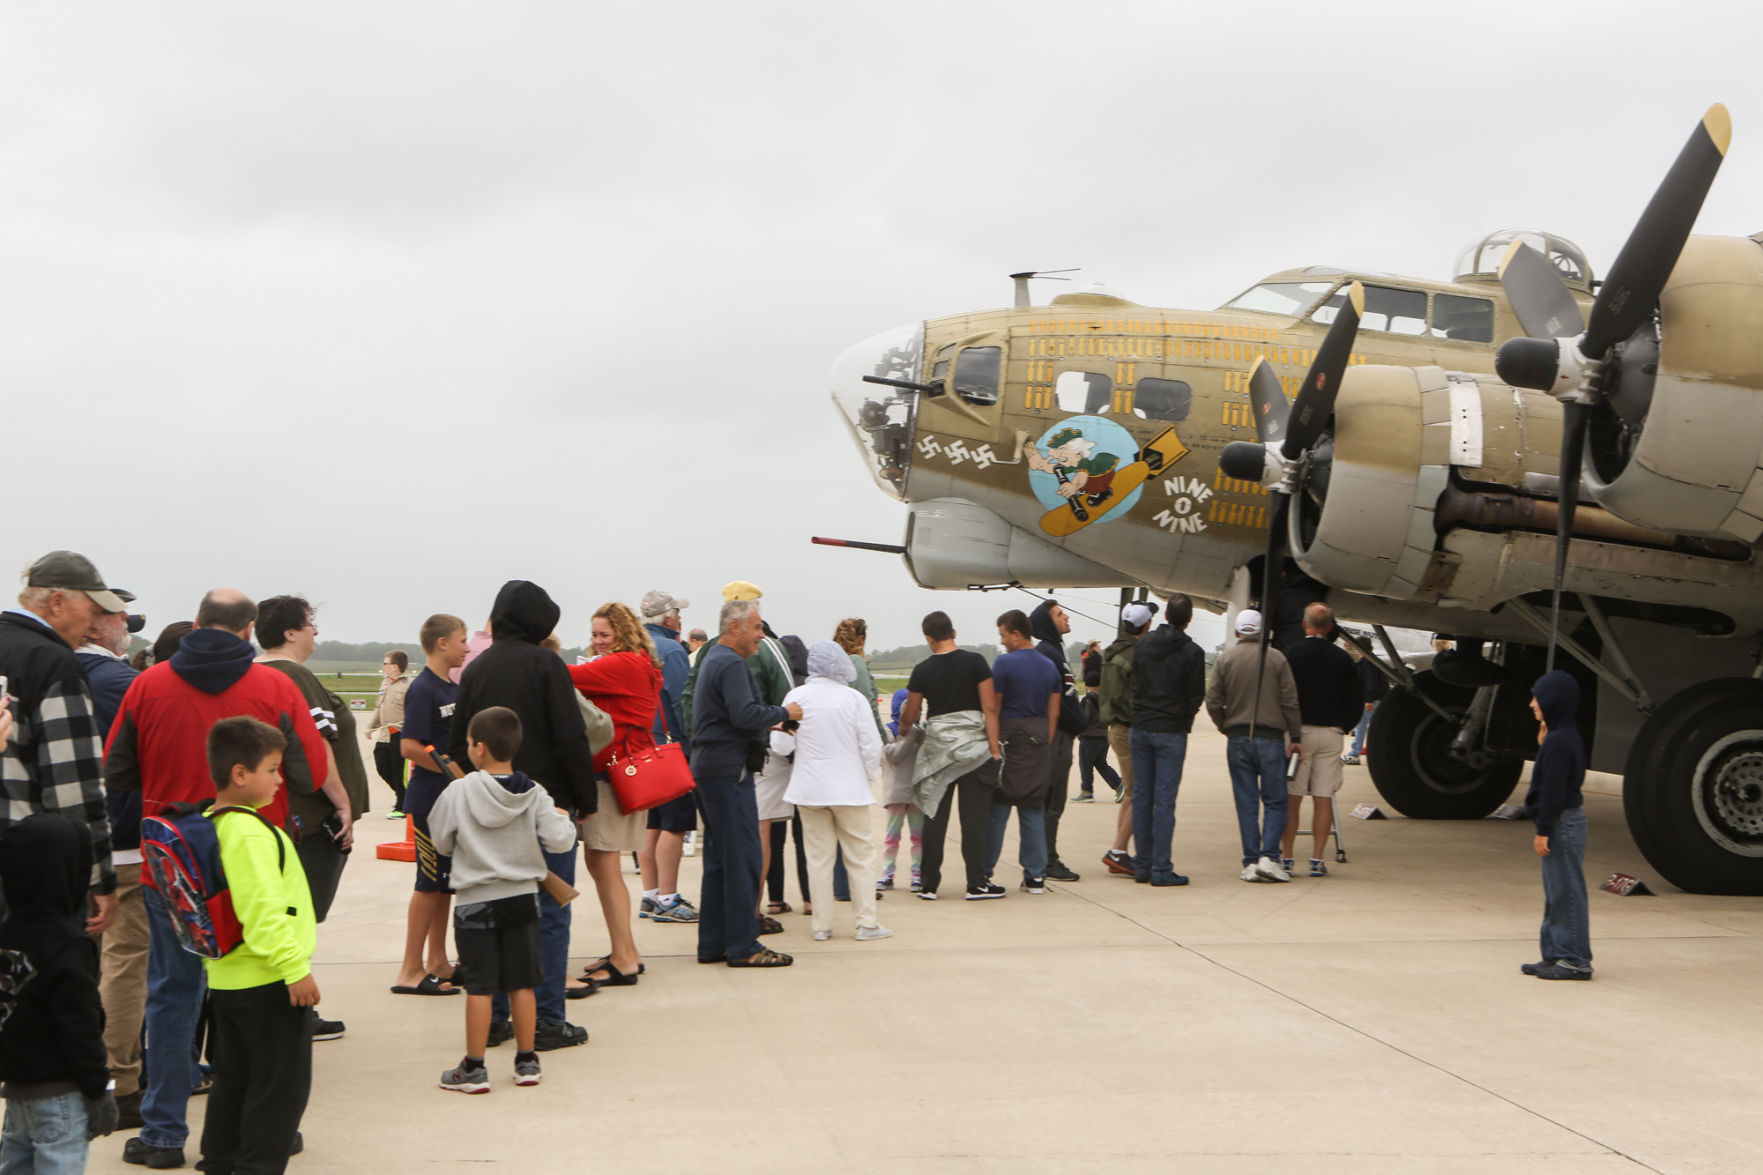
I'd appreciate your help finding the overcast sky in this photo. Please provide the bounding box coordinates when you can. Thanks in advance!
[5,0,1757,658]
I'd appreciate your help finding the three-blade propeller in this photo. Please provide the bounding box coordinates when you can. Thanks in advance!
[1493,104,1729,670]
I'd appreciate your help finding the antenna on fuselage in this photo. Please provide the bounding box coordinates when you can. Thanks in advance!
[1009,268,1079,308]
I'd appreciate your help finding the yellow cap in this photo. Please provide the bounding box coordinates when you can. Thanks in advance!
[722,580,764,602]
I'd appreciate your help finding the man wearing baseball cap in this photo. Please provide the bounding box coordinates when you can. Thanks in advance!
[0,551,130,931]
[1204,608,1303,883]
[637,590,699,923]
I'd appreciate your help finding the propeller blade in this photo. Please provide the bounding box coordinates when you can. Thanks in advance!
[1283,281,1364,458]
[1546,402,1591,672]
[1247,358,1290,447]
[1248,493,1290,740]
[1582,104,1730,358]
[1497,241,1585,340]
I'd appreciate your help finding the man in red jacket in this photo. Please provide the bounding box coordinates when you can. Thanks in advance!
[103,588,332,1169]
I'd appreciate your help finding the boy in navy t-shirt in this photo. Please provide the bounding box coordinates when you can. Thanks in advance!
[392,614,470,995]
[990,610,1062,892]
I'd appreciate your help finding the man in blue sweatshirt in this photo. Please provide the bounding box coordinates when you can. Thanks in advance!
[1521,670,1592,980]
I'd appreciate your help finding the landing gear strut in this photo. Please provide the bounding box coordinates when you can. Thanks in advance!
[1625,677,1763,895]
[1366,671,1523,819]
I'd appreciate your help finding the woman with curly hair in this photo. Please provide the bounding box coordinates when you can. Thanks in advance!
[565,602,663,992]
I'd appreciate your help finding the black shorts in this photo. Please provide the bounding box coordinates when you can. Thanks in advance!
[406,777,453,893]
[453,896,542,996]
[646,791,698,834]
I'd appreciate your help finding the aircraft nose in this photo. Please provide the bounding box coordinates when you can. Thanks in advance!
[829,321,924,501]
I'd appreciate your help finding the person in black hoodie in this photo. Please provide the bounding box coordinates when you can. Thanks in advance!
[1028,599,1080,882]
[1128,595,1206,886]
[1521,670,1592,980]
[448,580,596,1050]
[0,813,119,1169]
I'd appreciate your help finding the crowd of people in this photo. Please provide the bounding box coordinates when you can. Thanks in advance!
[0,550,1593,1172]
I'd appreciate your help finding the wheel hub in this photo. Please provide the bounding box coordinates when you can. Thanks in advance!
[1695,735,1763,854]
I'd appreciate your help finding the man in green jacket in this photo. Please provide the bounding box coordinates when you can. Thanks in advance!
[1099,602,1155,875]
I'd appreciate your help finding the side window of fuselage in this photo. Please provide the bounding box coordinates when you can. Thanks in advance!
[1055,370,1112,414]
[953,347,1001,405]
[1133,377,1191,423]
[1431,293,1495,343]
[1313,283,1427,335]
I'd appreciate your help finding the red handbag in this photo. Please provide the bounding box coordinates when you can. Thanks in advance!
[606,703,696,814]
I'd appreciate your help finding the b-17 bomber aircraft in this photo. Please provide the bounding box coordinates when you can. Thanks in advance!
[825,105,1763,895]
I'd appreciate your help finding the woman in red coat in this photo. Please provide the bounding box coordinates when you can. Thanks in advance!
[567,602,663,991]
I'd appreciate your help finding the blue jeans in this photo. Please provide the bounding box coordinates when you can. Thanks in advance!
[985,800,1048,882]
[1350,703,1377,757]
[1129,729,1187,881]
[142,886,207,1150]
[1540,807,1592,970]
[695,772,764,962]
[1,1091,88,1175]
[1226,736,1289,866]
[491,845,576,1024]
[1078,737,1121,795]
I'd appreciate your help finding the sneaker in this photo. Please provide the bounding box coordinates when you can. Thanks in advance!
[1310,859,1328,877]
[1103,850,1134,876]
[1150,874,1189,887]
[1282,858,1295,874]
[1020,877,1046,894]
[122,1137,185,1168]
[1254,856,1291,882]
[116,1089,143,1130]
[965,883,1006,900]
[1133,872,1150,884]
[638,895,660,919]
[813,929,831,941]
[513,1053,542,1086]
[910,876,923,893]
[856,925,893,941]
[651,895,699,923]
[1113,788,1125,803]
[876,874,895,891]
[386,808,405,820]
[917,889,939,900]
[1340,754,1361,765]
[1533,962,1592,981]
[1071,792,1095,803]
[439,1059,491,1094]
[312,1016,345,1041]
[1520,960,1549,976]
[486,1019,514,1048]
[533,1019,589,1051]
[1241,864,1262,882]
[1044,862,1080,882]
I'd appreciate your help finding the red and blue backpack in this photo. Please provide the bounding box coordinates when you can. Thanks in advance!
[141,802,285,959]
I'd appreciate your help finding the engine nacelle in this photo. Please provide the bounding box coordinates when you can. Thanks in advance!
[1584,235,1763,542]
[903,498,1130,591]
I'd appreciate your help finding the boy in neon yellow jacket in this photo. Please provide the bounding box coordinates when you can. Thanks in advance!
[200,716,318,1174]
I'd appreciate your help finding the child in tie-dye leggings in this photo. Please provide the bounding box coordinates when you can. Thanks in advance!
[878,688,923,891]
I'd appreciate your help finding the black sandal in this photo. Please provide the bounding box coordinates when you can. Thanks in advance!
[757,915,784,935]
[580,956,646,981]
[726,947,793,968]
[767,901,792,915]
[581,960,640,987]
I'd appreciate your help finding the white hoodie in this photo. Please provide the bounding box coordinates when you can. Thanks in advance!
[428,769,578,905]
[781,641,883,807]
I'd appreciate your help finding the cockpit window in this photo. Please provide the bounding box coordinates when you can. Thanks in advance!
[953,346,1001,405]
[931,346,953,382]
[1431,293,1495,343]
[1223,281,1336,318]
[1314,283,1426,335]
[1134,378,1191,423]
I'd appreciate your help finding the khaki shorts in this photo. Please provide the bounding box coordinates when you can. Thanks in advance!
[1107,724,1133,801]
[582,777,645,853]
[1290,725,1345,797]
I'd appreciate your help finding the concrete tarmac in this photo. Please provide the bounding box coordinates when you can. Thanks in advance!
[86,728,1763,1174]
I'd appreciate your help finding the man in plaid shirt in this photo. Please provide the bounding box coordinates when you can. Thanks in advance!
[0,550,126,933]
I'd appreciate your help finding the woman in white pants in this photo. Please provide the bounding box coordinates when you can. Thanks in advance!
[783,641,892,942]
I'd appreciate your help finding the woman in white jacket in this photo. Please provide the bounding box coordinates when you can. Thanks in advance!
[782,641,893,943]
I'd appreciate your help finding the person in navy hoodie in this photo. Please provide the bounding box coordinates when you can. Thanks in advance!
[1521,670,1592,981]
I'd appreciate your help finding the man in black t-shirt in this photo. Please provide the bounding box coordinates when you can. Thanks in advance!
[899,612,1002,901]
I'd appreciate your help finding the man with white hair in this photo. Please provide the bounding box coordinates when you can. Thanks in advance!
[1204,608,1303,883]
[0,551,125,930]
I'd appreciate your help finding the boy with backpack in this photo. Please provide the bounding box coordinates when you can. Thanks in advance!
[0,814,119,1172]
[197,716,317,1173]
[428,707,577,1092]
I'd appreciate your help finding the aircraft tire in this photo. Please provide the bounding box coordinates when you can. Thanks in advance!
[1366,672,1522,819]
[1622,677,1763,895]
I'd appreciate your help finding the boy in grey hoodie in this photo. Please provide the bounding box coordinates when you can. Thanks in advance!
[428,707,577,1092]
